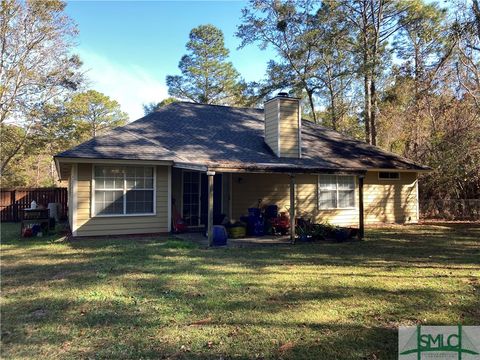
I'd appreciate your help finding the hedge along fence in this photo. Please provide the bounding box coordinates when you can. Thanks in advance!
[0,188,68,222]
[420,199,480,221]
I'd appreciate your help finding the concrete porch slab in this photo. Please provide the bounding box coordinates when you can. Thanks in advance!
[174,232,292,248]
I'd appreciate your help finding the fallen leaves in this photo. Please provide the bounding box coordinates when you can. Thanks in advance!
[189,317,212,326]
[278,341,295,352]
[227,326,241,337]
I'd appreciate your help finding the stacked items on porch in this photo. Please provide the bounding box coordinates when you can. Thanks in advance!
[226,205,291,238]
[246,208,264,236]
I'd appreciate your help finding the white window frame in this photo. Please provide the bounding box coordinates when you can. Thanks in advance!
[318,175,356,210]
[378,171,401,180]
[91,165,156,217]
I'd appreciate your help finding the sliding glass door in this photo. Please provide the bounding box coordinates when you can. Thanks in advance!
[182,171,201,226]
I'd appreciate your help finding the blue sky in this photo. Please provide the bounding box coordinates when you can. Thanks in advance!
[66,1,275,119]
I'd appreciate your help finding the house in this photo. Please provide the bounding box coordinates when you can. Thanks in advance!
[54,94,429,240]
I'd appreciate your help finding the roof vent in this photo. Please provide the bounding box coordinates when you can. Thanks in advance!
[277,92,289,97]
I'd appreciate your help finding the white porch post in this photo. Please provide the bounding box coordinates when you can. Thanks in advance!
[290,174,296,243]
[207,171,215,246]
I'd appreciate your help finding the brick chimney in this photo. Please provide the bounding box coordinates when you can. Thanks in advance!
[264,93,301,158]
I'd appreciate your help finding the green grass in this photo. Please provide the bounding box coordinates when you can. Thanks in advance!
[1,222,479,359]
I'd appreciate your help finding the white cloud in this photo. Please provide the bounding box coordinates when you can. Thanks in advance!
[78,48,168,121]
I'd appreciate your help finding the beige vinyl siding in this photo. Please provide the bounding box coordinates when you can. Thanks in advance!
[232,173,290,219]
[279,100,300,158]
[264,100,279,155]
[231,171,418,226]
[264,98,300,158]
[68,166,74,231]
[231,173,358,226]
[74,163,169,237]
[364,171,418,224]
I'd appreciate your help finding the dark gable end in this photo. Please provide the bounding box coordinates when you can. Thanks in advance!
[55,102,430,172]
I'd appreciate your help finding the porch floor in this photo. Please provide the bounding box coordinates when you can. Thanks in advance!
[174,232,292,248]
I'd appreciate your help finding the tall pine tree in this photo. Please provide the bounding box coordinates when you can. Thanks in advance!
[166,24,246,105]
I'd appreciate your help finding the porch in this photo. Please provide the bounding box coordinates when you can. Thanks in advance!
[171,167,366,245]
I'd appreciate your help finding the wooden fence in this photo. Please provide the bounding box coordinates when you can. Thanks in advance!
[0,188,68,222]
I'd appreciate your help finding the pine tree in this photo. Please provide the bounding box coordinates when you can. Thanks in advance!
[166,25,246,105]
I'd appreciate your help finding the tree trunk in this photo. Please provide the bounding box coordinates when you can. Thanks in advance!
[330,88,337,131]
[92,115,97,138]
[364,73,372,144]
[50,160,56,185]
[370,80,377,146]
[35,155,40,187]
[361,0,372,145]
[306,89,317,123]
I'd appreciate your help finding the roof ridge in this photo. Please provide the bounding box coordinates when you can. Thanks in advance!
[173,101,263,111]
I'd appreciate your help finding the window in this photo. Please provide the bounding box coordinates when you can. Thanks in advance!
[93,166,155,216]
[379,172,400,180]
[319,175,355,209]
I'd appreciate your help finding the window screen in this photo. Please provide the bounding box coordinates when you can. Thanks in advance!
[319,175,338,209]
[94,166,154,216]
[319,175,355,209]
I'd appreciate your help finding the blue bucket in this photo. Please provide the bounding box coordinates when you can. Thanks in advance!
[248,208,261,217]
[212,225,228,246]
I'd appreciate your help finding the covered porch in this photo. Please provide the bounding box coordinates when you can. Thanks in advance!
[171,165,366,245]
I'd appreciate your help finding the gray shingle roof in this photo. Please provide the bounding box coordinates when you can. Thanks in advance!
[55,102,429,172]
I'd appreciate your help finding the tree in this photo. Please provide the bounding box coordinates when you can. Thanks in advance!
[338,0,415,145]
[376,0,480,208]
[66,90,128,139]
[395,2,446,87]
[0,0,82,173]
[453,0,480,112]
[143,97,178,115]
[384,2,447,155]
[312,1,355,130]
[237,0,326,122]
[166,24,246,105]
[1,124,30,186]
[1,90,128,187]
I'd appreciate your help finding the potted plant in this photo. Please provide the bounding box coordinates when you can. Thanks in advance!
[313,222,336,240]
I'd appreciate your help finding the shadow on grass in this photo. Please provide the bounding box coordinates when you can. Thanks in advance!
[1,222,479,359]
[2,285,478,359]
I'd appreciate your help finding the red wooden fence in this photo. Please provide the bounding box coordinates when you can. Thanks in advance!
[0,188,68,222]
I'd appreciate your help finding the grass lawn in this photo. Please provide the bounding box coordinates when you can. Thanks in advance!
[1,222,479,359]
